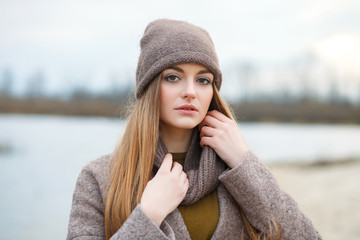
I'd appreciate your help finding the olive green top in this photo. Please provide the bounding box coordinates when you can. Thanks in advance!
[171,152,220,240]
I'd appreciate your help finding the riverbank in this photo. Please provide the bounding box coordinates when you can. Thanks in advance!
[1,96,359,123]
[270,158,360,240]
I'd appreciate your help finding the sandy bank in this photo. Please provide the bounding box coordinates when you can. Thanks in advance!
[269,159,360,240]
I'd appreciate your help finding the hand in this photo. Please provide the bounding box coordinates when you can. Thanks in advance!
[199,110,249,168]
[140,153,189,227]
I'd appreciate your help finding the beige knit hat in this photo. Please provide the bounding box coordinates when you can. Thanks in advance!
[135,19,222,99]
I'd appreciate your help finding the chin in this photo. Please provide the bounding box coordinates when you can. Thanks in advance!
[171,119,201,130]
[175,123,198,130]
[160,115,204,131]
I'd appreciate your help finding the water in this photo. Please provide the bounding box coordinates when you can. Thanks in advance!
[0,114,359,240]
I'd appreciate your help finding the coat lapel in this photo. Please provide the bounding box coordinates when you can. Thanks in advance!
[211,184,245,239]
[164,208,192,239]
[161,184,245,240]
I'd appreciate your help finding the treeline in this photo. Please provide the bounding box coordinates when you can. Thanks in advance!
[1,93,359,124]
[1,54,360,123]
[231,100,359,123]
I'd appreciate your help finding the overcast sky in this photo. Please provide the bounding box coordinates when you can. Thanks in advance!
[0,0,359,99]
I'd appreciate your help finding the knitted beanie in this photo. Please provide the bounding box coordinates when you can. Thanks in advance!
[135,19,222,99]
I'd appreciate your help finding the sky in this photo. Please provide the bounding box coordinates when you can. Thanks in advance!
[0,0,359,101]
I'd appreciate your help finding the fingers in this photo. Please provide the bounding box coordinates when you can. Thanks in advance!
[158,154,187,181]
[171,162,183,177]
[170,161,188,192]
[159,154,188,193]
[199,116,219,148]
[180,171,188,187]
[199,125,216,139]
[199,110,231,130]
[180,172,189,194]
[200,135,216,148]
[207,110,230,122]
[158,153,173,173]
[199,114,222,131]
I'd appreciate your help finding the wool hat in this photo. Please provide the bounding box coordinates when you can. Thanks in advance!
[135,19,222,99]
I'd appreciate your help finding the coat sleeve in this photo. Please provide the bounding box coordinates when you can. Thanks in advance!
[66,162,175,240]
[218,151,322,240]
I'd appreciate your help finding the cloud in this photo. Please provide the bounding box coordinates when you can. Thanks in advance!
[313,32,360,75]
[293,0,360,24]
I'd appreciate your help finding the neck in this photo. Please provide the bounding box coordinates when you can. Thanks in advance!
[160,124,193,153]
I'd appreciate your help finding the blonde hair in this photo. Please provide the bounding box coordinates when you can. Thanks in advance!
[104,75,282,239]
[104,75,161,238]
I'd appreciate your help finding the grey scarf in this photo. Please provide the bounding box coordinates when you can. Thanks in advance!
[153,128,227,205]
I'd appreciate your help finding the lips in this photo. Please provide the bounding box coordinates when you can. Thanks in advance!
[175,104,198,111]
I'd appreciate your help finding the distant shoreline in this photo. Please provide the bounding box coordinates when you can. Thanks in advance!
[269,157,360,168]
[1,96,359,124]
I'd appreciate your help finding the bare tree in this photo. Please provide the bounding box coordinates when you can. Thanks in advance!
[236,61,256,102]
[25,71,46,98]
[289,52,319,103]
[0,69,14,97]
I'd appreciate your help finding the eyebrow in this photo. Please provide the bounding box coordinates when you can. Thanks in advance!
[166,66,212,75]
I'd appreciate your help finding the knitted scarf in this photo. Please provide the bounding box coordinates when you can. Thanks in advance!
[153,128,227,205]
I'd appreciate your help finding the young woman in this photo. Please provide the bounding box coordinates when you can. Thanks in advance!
[67,19,322,240]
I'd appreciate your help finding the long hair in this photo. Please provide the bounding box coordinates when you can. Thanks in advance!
[104,75,161,239]
[104,75,282,239]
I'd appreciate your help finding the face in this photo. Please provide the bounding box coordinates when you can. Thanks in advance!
[159,63,214,132]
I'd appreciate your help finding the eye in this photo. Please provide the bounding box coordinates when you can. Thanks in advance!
[197,77,211,85]
[164,74,180,82]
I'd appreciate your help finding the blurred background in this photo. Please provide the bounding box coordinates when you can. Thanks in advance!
[0,0,359,239]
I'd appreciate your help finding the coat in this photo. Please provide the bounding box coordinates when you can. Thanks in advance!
[66,151,322,240]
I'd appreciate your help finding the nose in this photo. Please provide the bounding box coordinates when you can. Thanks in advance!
[181,78,196,100]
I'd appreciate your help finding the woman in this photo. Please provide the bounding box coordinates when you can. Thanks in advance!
[67,19,321,240]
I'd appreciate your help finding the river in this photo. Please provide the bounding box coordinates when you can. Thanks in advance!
[0,114,359,239]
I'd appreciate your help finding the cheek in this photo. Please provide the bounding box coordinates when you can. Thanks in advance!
[199,88,213,117]
[160,84,168,103]
[160,84,176,103]
[159,86,173,117]
[203,89,213,108]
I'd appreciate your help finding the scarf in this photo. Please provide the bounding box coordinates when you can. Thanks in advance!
[153,128,227,205]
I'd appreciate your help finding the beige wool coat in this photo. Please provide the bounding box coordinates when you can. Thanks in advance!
[67,150,321,240]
